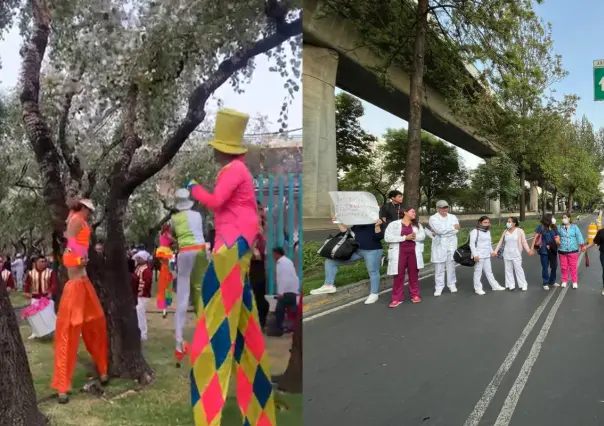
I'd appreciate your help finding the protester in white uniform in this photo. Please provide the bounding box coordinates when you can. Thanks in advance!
[493,217,533,291]
[428,200,460,296]
[469,216,505,295]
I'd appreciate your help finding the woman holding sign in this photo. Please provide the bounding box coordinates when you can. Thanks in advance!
[384,208,426,306]
[310,217,385,304]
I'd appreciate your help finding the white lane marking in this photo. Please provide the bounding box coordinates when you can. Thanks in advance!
[462,287,557,426]
[492,252,581,426]
[304,237,534,323]
[303,272,436,323]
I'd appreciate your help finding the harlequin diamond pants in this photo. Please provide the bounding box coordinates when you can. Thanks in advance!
[190,237,276,426]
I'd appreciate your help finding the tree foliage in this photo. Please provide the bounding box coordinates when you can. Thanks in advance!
[335,92,376,173]
[382,128,467,212]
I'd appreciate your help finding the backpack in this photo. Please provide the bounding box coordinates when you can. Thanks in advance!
[454,230,480,267]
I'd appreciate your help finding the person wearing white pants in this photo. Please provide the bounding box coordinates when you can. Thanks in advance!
[493,217,533,291]
[469,216,505,295]
[429,200,460,296]
[132,252,153,340]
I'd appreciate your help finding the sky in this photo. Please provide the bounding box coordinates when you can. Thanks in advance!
[0,24,302,136]
[345,0,604,170]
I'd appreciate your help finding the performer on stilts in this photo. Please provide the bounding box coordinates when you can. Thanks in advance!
[155,224,175,319]
[186,109,276,426]
[168,188,208,365]
[52,198,108,404]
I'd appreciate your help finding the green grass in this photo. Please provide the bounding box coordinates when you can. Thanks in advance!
[302,219,541,294]
[22,309,301,426]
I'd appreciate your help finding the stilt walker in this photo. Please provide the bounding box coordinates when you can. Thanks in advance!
[52,198,108,404]
[186,109,276,426]
[155,224,175,318]
[169,189,209,365]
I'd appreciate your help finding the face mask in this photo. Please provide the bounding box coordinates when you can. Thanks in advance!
[506,222,512,229]
[562,218,569,225]
[551,218,556,225]
[479,225,490,231]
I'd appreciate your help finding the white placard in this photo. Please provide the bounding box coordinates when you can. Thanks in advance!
[329,191,379,225]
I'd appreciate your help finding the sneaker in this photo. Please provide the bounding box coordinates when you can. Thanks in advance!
[561,282,567,288]
[310,285,337,295]
[175,341,189,362]
[434,289,443,297]
[572,283,578,289]
[364,294,379,305]
[389,301,402,308]
[601,289,604,296]
[492,285,505,291]
[521,287,528,291]
[28,333,36,340]
[552,282,560,287]
[449,285,458,293]
[475,290,486,295]
[543,285,550,290]
[58,394,69,404]
[508,287,515,291]
[411,296,421,303]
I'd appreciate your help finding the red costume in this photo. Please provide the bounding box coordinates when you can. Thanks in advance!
[132,264,152,299]
[1,269,15,290]
[24,268,56,299]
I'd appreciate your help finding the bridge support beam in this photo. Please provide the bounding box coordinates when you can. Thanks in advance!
[302,44,339,228]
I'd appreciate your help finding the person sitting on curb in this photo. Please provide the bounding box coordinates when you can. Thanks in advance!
[267,247,300,337]
[310,217,384,305]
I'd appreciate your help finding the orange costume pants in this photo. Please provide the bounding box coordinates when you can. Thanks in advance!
[51,277,108,394]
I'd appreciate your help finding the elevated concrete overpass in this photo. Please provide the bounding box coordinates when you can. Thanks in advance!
[303,0,502,228]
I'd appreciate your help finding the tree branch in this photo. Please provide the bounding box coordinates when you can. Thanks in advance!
[121,8,302,196]
[57,63,86,182]
[19,0,69,232]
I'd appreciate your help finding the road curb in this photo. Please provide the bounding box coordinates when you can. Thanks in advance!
[303,264,437,317]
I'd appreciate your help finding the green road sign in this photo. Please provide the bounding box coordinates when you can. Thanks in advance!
[594,60,604,101]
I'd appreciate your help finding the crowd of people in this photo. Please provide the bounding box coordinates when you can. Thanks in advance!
[311,190,593,307]
[2,109,300,426]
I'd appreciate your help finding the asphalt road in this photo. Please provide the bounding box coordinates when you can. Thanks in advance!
[304,215,539,242]
[303,219,604,426]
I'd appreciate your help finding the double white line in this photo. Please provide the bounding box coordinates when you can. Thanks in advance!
[463,252,582,426]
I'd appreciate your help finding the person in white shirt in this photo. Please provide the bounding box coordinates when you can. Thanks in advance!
[269,247,299,337]
[12,254,25,291]
[469,216,505,295]
[493,217,534,291]
[428,200,460,296]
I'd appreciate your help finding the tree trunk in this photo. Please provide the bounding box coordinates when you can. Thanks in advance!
[0,279,49,426]
[402,0,428,209]
[568,192,574,214]
[519,169,526,221]
[274,296,302,393]
[97,196,155,384]
[552,189,557,215]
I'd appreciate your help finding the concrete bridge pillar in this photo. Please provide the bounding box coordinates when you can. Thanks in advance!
[529,182,539,212]
[490,198,501,216]
[302,44,339,227]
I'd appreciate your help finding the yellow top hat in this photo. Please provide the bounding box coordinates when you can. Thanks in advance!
[209,109,250,155]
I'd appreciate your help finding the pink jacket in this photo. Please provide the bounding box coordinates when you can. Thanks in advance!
[190,158,259,248]
[494,227,531,255]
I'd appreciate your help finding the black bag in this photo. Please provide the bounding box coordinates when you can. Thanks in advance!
[317,230,359,261]
[454,230,480,267]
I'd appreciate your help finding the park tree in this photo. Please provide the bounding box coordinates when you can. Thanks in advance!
[469,156,519,219]
[322,0,543,208]
[7,0,301,410]
[382,128,467,212]
[335,92,376,174]
[338,145,395,203]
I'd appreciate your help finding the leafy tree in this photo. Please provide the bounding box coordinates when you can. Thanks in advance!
[5,0,301,410]
[335,92,376,173]
[459,17,577,220]
[382,128,467,212]
[323,0,542,208]
[338,145,396,204]
[470,156,519,218]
